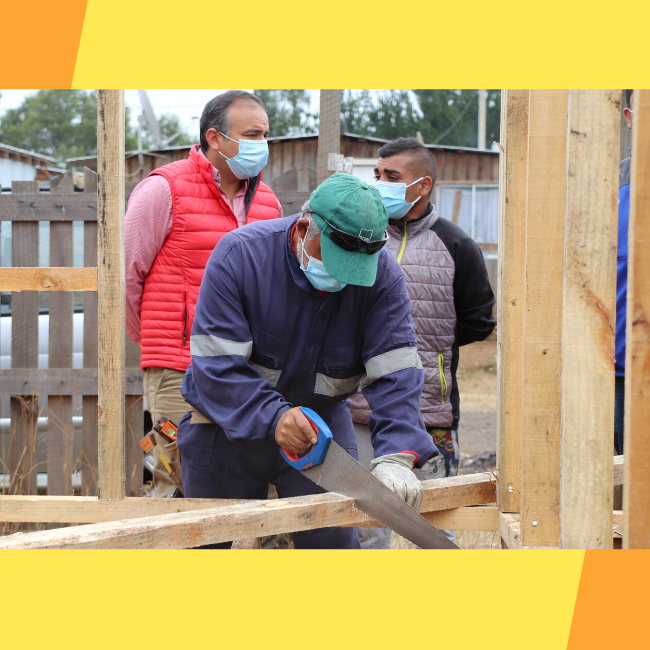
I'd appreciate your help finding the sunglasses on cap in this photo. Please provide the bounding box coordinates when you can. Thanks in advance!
[309,211,388,254]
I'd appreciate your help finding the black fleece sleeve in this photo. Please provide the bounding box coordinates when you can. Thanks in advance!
[430,216,496,347]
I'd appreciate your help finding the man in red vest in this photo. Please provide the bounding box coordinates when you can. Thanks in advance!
[125,91,283,496]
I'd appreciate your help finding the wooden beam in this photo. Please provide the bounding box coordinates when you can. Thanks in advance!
[0,193,97,221]
[0,368,144,396]
[497,89,529,513]
[97,89,126,501]
[0,267,97,291]
[623,88,650,549]
[560,90,619,549]
[521,90,568,547]
[316,90,342,185]
[0,473,496,548]
[352,505,499,531]
[8,183,40,500]
[0,472,495,523]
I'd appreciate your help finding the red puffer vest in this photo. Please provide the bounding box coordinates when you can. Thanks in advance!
[139,145,281,371]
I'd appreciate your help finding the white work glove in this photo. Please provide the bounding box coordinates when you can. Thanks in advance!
[369,453,423,511]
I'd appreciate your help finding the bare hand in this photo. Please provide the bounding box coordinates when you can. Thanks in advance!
[275,407,318,456]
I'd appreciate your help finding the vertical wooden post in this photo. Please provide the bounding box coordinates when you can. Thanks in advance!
[497,89,529,514]
[316,90,342,185]
[521,90,568,547]
[48,178,75,497]
[623,88,650,549]
[9,180,39,497]
[561,90,619,549]
[82,169,99,496]
[97,90,126,501]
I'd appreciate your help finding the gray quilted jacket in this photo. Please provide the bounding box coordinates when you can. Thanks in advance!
[349,203,495,429]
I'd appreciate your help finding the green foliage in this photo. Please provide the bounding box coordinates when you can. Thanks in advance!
[254,90,316,137]
[413,90,501,147]
[0,90,193,163]
[141,113,195,148]
[341,89,501,147]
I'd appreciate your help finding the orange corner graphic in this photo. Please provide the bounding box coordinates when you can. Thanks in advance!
[3,1,88,88]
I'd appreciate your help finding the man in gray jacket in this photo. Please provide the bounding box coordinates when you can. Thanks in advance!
[349,138,496,548]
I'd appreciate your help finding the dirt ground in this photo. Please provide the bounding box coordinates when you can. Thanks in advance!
[392,333,499,550]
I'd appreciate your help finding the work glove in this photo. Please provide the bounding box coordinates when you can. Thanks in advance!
[369,453,423,511]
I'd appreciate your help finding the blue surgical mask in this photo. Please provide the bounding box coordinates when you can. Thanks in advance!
[375,177,424,219]
[218,132,269,180]
[299,237,348,293]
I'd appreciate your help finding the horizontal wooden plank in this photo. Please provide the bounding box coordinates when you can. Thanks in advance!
[274,191,311,217]
[0,368,144,396]
[0,193,97,221]
[0,267,97,291]
[0,472,495,546]
[500,511,623,549]
[350,505,499,531]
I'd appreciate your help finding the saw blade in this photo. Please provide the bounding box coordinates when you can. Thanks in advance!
[301,441,458,549]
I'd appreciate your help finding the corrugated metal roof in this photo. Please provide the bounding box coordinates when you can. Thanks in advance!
[0,142,57,164]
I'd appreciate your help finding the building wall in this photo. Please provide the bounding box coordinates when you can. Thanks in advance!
[0,158,36,189]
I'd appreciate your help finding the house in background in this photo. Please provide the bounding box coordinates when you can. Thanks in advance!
[0,143,65,191]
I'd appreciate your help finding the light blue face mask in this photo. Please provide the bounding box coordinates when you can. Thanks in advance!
[375,177,424,219]
[299,237,348,293]
[218,132,269,180]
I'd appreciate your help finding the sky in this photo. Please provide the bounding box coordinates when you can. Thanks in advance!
[0,89,322,142]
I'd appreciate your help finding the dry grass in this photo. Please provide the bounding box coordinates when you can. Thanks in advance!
[456,364,497,411]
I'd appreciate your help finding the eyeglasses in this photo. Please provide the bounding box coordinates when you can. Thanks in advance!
[310,211,388,254]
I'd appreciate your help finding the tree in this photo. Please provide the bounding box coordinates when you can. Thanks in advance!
[413,90,500,147]
[0,89,195,163]
[254,90,316,137]
[340,89,501,147]
[140,113,195,149]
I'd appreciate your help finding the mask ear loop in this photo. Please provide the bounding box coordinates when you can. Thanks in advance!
[217,131,239,161]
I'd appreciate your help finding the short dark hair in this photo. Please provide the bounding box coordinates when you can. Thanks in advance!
[377,137,438,190]
[625,89,634,109]
[200,90,266,152]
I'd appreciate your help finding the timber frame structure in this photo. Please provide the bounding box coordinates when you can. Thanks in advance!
[0,89,648,549]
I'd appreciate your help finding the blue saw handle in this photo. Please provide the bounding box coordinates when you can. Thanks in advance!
[280,407,332,470]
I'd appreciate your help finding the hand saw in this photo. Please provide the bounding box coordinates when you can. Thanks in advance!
[280,407,459,549]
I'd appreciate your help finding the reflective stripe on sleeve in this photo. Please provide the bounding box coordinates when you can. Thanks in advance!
[190,335,253,359]
[360,347,423,389]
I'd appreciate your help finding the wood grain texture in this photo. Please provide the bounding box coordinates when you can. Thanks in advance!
[8,185,39,497]
[623,89,650,549]
[0,267,97,291]
[521,90,568,547]
[0,472,495,524]
[97,89,126,501]
[316,90,342,184]
[497,89,529,513]
[561,90,619,549]
[82,219,99,495]
[0,193,97,221]
[0,368,143,396]
[47,221,74,497]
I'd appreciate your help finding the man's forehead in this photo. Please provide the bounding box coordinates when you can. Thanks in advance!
[377,152,418,174]
[229,101,269,127]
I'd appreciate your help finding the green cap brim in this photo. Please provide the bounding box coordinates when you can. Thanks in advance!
[319,232,379,287]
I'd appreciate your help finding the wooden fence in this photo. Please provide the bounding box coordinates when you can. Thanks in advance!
[0,168,144,505]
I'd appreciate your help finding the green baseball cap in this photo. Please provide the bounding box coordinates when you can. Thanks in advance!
[309,173,389,287]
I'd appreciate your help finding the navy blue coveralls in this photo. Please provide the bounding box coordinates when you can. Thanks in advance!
[177,216,437,548]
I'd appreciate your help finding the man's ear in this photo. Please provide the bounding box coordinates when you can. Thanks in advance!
[205,128,221,152]
[420,176,433,196]
[624,108,633,130]
[294,217,309,238]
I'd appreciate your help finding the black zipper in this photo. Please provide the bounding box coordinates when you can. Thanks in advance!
[183,292,188,346]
